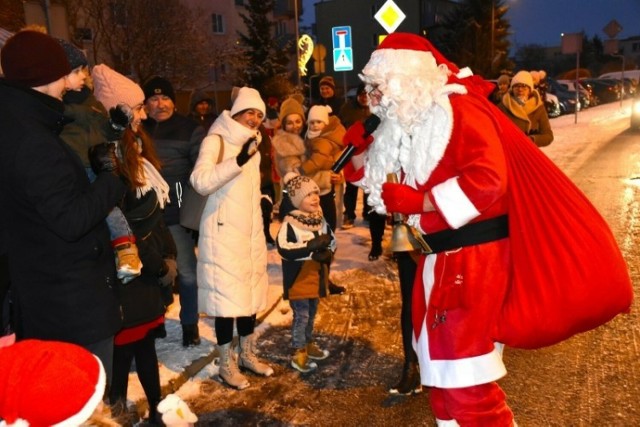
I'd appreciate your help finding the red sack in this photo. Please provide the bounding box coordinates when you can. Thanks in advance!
[491,109,633,349]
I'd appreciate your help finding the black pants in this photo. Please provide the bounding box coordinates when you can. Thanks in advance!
[215,315,256,345]
[395,252,418,364]
[109,333,161,416]
[368,212,386,251]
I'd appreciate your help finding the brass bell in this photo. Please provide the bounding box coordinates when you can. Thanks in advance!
[386,173,433,254]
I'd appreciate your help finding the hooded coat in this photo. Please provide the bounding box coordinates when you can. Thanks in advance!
[300,115,346,195]
[190,111,268,317]
[498,89,553,147]
[271,129,306,181]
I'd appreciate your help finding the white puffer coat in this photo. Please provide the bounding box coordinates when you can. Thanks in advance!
[190,111,268,317]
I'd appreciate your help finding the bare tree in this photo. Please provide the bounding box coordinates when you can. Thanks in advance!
[61,0,213,88]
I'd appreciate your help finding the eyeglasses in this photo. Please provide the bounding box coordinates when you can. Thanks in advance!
[367,85,382,98]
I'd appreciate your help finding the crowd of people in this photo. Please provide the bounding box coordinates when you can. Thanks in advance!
[0,28,631,427]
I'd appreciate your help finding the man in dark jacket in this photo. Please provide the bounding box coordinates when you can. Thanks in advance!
[142,76,206,346]
[0,31,125,382]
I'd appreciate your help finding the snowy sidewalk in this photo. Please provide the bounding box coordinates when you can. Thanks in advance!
[126,212,380,417]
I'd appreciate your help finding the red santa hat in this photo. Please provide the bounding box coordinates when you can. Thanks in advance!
[369,33,493,96]
[0,339,106,427]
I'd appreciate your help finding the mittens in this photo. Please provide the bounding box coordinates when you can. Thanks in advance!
[381,182,425,215]
[343,121,375,155]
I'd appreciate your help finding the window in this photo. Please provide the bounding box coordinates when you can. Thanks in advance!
[275,21,287,37]
[75,27,93,41]
[212,14,224,34]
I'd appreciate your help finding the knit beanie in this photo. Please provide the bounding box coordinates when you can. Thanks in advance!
[0,339,106,426]
[1,30,71,87]
[319,75,335,90]
[229,87,266,117]
[511,70,534,90]
[307,105,332,125]
[284,172,320,208]
[56,38,88,69]
[92,64,145,110]
[279,96,305,122]
[497,74,510,86]
[143,76,176,103]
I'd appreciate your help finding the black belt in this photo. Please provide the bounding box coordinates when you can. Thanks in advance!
[423,215,509,253]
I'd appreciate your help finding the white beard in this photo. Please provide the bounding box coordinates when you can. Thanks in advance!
[363,88,462,224]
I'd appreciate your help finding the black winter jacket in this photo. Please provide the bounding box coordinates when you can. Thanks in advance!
[142,114,205,226]
[118,189,177,328]
[0,80,125,345]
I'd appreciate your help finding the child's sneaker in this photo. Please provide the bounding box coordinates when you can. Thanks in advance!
[291,348,317,373]
[114,242,142,284]
[306,341,329,360]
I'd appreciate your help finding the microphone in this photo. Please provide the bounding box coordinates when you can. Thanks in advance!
[331,114,381,173]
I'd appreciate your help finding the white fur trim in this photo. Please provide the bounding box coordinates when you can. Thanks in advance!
[436,419,461,427]
[430,177,480,229]
[51,355,106,427]
[413,255,507,388]
[456,67,473,79]
[1,420,29,427]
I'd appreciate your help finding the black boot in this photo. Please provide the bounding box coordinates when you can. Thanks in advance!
[368,244,382,261]
[388,361,422,395]
[328,280,346,295]
[182,323,201,347]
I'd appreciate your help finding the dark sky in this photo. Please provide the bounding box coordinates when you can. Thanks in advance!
[302,0,640,47]
[506,0,640,47]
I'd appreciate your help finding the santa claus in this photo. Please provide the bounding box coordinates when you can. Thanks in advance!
[344,33,632,426]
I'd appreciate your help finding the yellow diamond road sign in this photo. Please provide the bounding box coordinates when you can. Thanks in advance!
[374,0,406,34]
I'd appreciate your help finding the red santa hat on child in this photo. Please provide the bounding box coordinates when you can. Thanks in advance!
[0,339,106,427]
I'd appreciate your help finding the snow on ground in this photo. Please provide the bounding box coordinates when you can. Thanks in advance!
[125,98,636,419]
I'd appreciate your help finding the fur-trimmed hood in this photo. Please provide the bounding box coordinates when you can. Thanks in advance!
[272,129,306,158]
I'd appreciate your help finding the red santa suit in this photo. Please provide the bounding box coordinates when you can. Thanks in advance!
[351,33,632,427]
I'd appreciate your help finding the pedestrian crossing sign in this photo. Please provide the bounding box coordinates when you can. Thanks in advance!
[333,48,353,72]
[332,26,353,72]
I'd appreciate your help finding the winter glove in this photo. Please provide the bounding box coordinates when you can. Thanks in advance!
[159,258,178,287]
[159,258,178,306]
[109,104,133,132]
[343,121,375,155]
[88,142,120,176]
[236,137,258,167]
[306,234,332,251]
[311,248,332,264]
[381,182,425,215]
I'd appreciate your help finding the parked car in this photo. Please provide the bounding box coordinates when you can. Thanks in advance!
[581,78,621,104]
[557,79,592,108]
[547,78,581,114]
[545,92,561,118]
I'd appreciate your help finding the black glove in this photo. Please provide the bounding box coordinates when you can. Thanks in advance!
[312,248,332,264]
[88,142,119,175]
[236,137,258,167]
[109,104,133,132]
[306,234,332,251]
